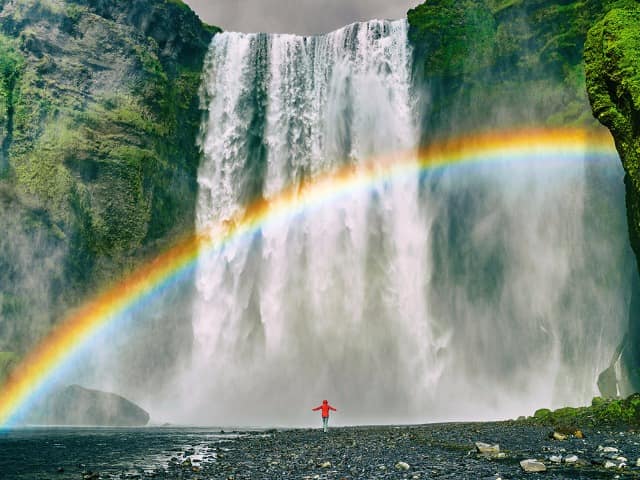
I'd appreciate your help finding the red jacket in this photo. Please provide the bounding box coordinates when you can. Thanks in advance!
[312,401,337,418]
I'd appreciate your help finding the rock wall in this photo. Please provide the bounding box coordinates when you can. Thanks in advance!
[0,0,217,374]
[407,0,640,396]
[407,0,609,140]
[585,1,640,393]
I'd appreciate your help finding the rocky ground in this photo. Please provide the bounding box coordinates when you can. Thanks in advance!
[4,423,640,479]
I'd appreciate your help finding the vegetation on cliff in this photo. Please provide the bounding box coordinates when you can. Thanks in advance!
[0,0,218,362]
[407,0,611,139]
[408,0,640,398]
[531,394,640,428]
[585,1,640,393]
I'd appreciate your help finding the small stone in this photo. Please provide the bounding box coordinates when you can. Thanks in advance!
[574,430,584,439]
[475,442,500,454]
[604,460,617,469]
[616,456,628,462]
[520,459,546,472]
[636,458,640,467]
[496,452,507,459]
[553,431,567,441]
[564,455,578,463]
[395,461,410,471]
[603,446,619,453]
[319,461,331,468]
[549,455,562,463]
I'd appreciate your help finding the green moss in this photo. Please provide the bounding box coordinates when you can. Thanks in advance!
[527,394,640,428]
[407,0,609,142]
[0,351,18,384]
[585,4,640,273]
[408,0,496,77]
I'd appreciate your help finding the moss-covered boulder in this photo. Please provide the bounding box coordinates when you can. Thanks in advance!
[528,394,640,428]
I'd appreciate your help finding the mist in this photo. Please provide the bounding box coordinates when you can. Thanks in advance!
[11,4,633,429]
[135,20,632,426]
[0,186,66,356]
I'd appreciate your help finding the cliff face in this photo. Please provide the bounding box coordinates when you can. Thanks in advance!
[407,0,609,139]
[407,0,639,396]
[585,1,640,392]
[0,0,217,362]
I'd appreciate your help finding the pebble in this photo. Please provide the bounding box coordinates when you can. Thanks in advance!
[564,454,578,463]
[552,432,567,441]
[395,461,410,471]
[601,446,619,453]
[604,460,617,469]
[520,459,546,472]
[475,442,500,454]
[319,461,331,468]
[549,455,562,463]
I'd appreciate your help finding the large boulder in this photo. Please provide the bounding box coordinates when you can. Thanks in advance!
[25,384,150,426]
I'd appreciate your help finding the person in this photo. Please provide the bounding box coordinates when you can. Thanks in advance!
[312,399,337,432]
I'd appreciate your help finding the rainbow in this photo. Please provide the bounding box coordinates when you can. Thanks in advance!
[0,128,619,427]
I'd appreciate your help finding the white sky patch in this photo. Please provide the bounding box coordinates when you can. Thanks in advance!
[183,0,421,35]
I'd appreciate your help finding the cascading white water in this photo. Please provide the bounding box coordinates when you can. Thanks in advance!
[179,19,632,426]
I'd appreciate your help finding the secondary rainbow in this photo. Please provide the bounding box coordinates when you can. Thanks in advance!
[0,128,619,426]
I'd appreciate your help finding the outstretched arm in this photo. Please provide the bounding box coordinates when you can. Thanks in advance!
[312,406,322,411]
[329,406,337,411]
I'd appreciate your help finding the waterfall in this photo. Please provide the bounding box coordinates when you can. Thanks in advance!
[181,19,632,426]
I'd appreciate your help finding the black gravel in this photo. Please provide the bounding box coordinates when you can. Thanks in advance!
[2,423,640,479]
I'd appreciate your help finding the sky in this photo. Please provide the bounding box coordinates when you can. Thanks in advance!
[183,0,421,35]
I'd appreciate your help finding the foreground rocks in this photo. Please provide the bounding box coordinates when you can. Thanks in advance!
[5,422,640,479]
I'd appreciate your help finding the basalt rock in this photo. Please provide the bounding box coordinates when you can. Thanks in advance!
[25,384,149,426]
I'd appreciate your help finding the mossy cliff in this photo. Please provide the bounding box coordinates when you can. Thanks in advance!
[407,0,613,138]
[407,0,639,397]
[0,0,218,356]
[585,2,640,393]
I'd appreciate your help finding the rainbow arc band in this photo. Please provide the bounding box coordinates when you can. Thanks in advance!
[0,128,618,427]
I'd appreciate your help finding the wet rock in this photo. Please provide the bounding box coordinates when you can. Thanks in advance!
[636,458,640,467]
[600,446,619,453]
[319,461,331,468]
[574,430,585,439]
[564,454,578,463]
[604,460,617,469]
[549,455,562,463]
[520,459,546,472]
[475,442,500,454]
[552,431,567,441]
[395,461,410,471]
